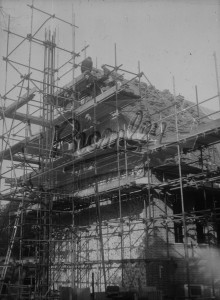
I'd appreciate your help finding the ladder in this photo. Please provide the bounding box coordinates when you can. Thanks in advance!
[0,203,22,295]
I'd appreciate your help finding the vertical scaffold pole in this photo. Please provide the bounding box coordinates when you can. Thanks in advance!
[195,85,200,121]
[18,3,34,295]
[48,27,56,290]
[213,52,220,110]
[93,79,107,291]
[173,76,191,298]
[0,15,10,190]
[41,28,55,299]
[138,60,141,107]
[114,43,124,286]
[71,5,76,288]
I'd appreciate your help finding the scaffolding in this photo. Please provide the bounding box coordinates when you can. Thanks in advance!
[0,3,220,300]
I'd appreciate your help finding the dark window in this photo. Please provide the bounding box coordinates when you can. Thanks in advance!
[190,285,202,296]
[173,195,183,243]
[216,223,220,245]
[196,222,206,244]
[174,222,183,243]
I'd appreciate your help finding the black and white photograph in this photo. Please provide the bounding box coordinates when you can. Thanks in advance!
[0,0,220,299]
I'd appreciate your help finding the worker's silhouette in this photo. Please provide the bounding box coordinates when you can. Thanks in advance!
[81,56,93,73]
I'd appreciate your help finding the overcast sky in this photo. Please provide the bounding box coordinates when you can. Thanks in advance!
[0,0,220,108]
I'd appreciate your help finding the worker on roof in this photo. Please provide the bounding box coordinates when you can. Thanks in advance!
[81,56,93,73]
[101,64,111,78]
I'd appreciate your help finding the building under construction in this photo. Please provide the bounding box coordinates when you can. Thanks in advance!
[0,3,220,300]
